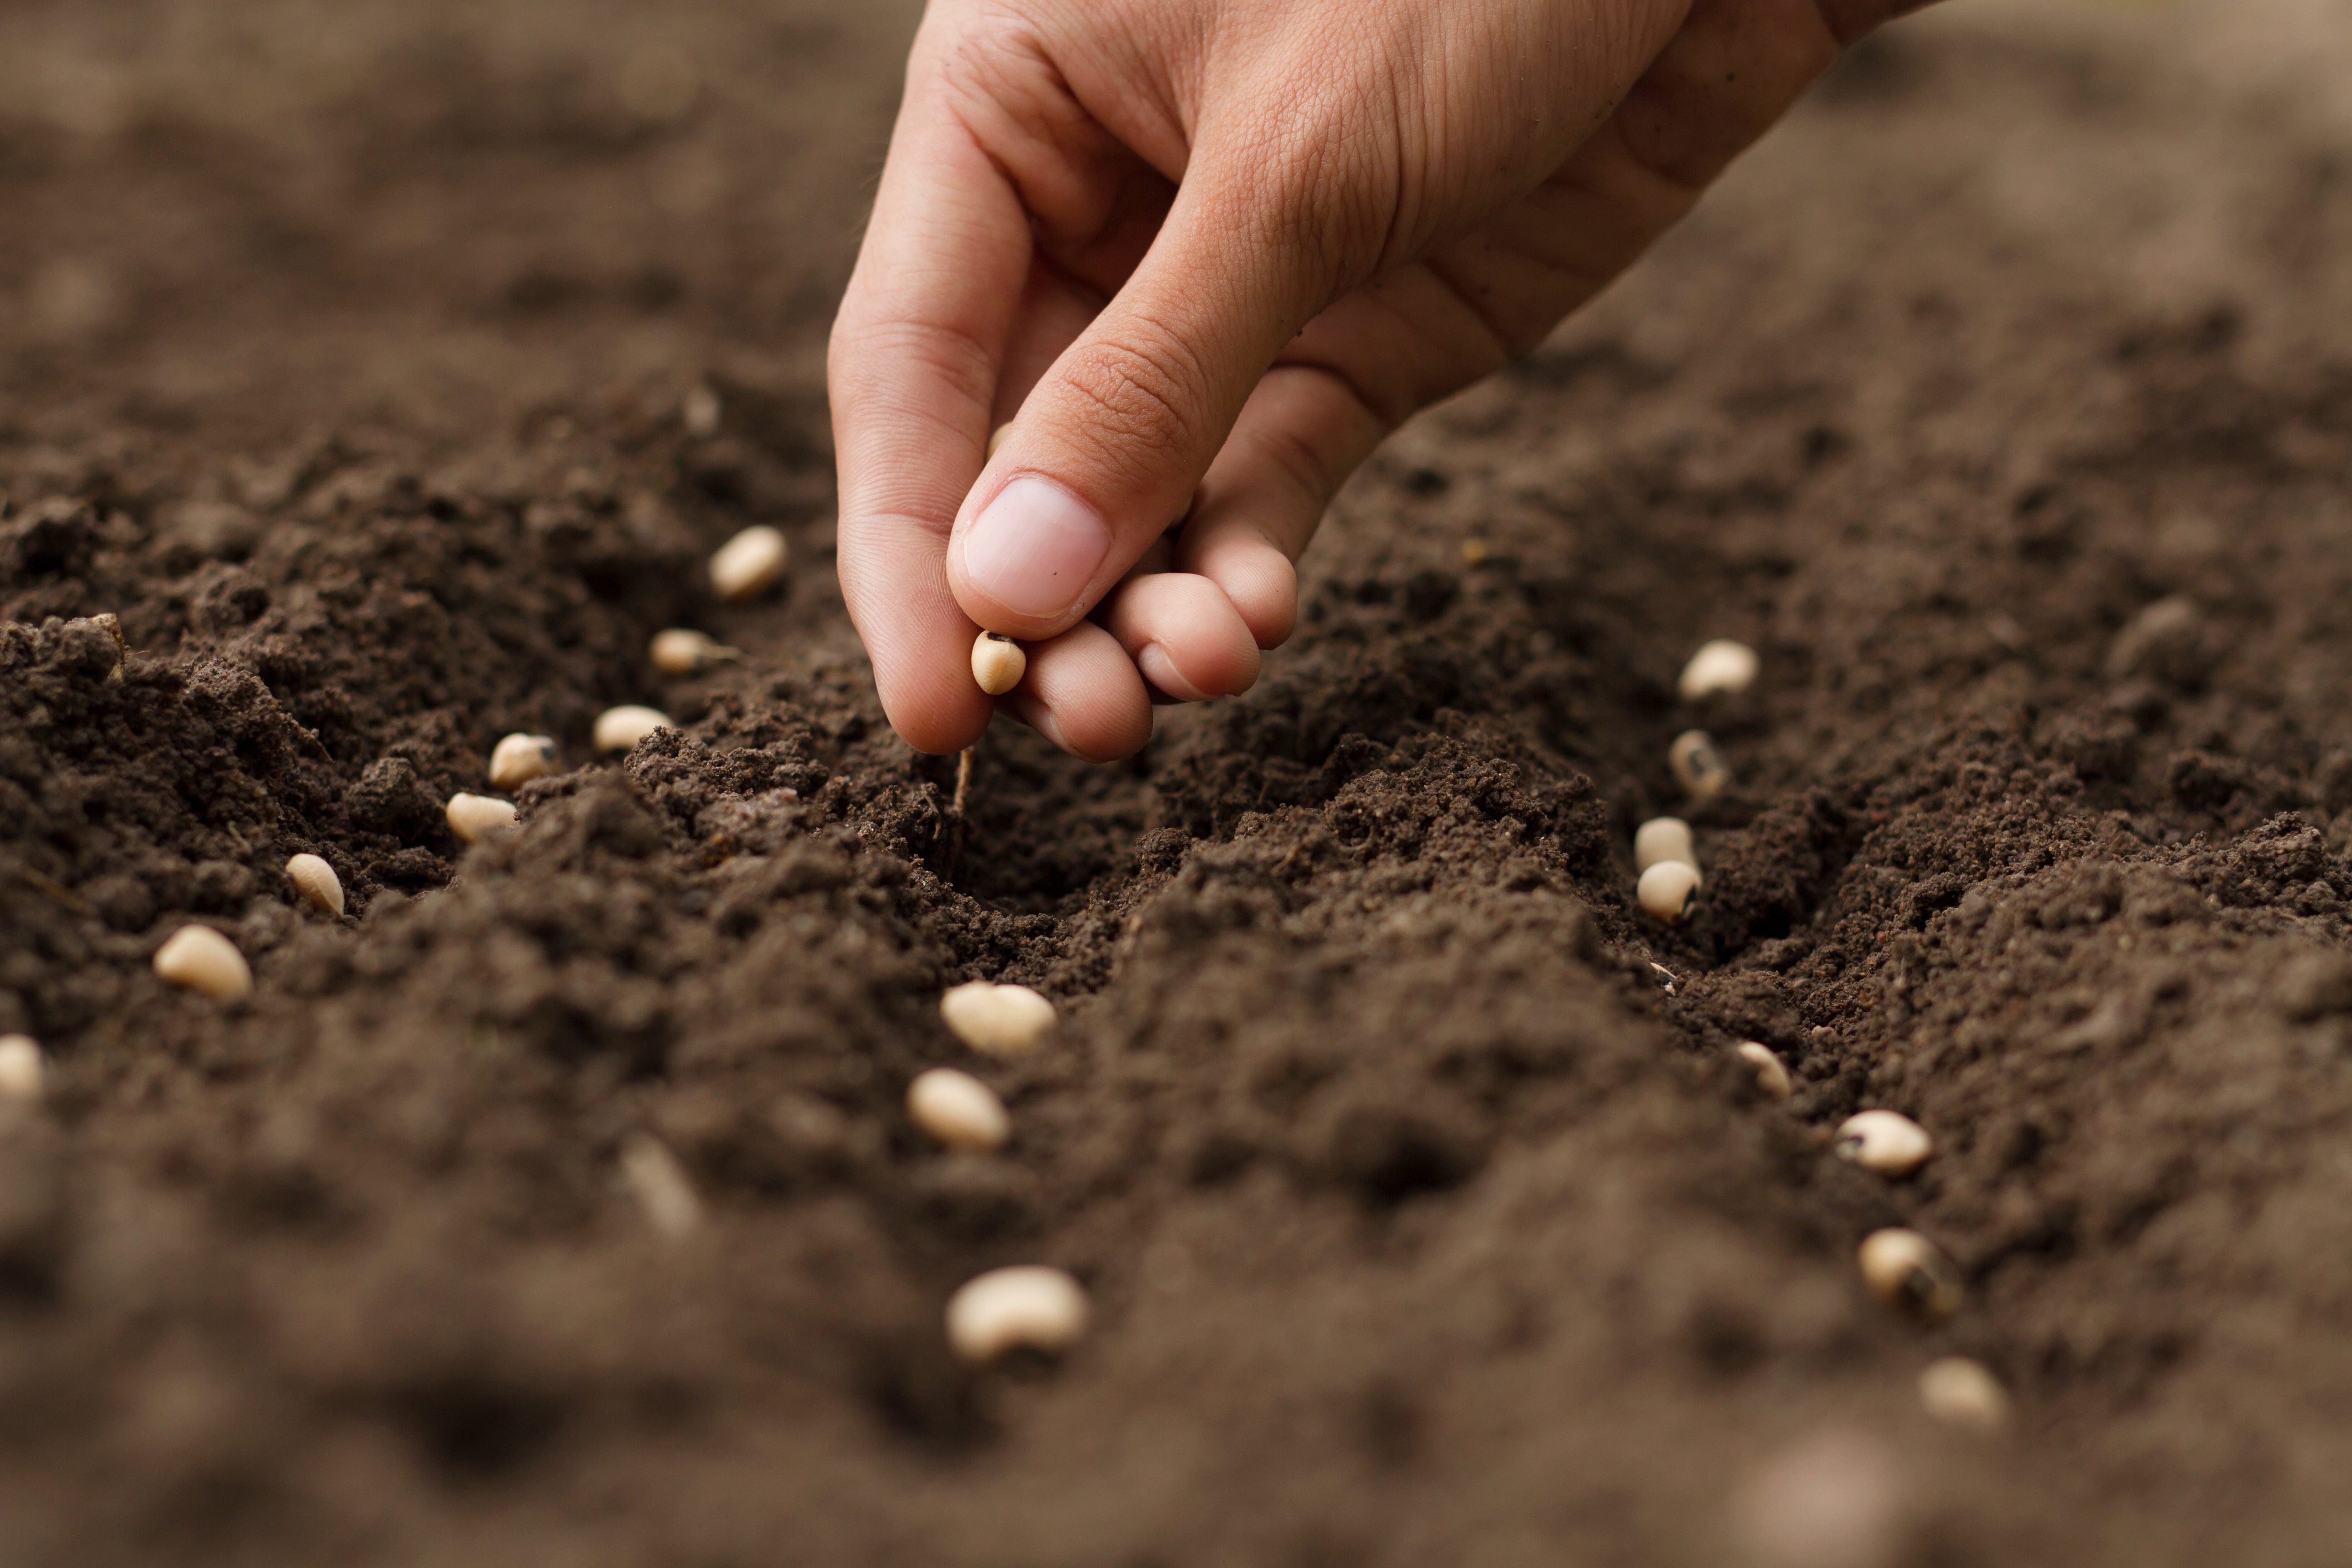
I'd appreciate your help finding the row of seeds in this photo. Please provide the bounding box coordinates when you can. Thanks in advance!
[1643,638,2008,1435]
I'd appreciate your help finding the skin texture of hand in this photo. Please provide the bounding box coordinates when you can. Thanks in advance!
[831,0,1934,760]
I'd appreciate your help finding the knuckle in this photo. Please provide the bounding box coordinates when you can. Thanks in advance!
[1056,332,1208,478]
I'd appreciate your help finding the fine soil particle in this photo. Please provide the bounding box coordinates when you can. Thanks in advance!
[5,1,2352,1564]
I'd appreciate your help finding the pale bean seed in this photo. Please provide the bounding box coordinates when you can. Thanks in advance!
[1670,730,1731,800]
[970,631,1028,696]
[1858,1228,1961,1319]
[1637,860,1701,924]
[1835,1110,1933,1177]
[682,383,722,439]
[709,524,787,601]
[1736,1041,1793,1100]
[619,1133,702,1239]
[446,792,519,844]
[0,1035,43,1100]
[1633,816,1698,875]
[940,980,1057,1058]
[907,1068,1010,1152]
[153,925,252,1000]
[594,705,673,753]
[987,424,1012,460]
[284,853,345,918]
[1917,1357,2011,1433]
[1677,638,1759,701]
[649,627,739,676]
[488,732,558,791]
[945,1265,1088,1363]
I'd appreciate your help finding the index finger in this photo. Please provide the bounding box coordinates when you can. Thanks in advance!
[828,87,1032,755]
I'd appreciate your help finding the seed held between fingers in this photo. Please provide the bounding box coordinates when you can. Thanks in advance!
[1634,816,1698,876]
[1638,860,1701,924]
[488,732,558,791]
[595,705,673,754]
[153,926,253,1000]
[987,424,1011,460]
[1736,1041,1793,1100]
[1918,1357,2012,1433]
[649,627,739,676]
[970,631,1027,696]
[0,1035,43,1101]
[1670,730,1731,801]
[284,853,345,918]
[907,1068,1010,1152]
[446,792,519,844]
[1858,1228,1962,1320]
[945,1265,1089,1363]
[939,980,1056,1057]
[1678,638,1760,701]
[709,524,787,601]
[1836,1110,1933,1177]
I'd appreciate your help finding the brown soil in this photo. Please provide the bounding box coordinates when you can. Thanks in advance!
[5,2,2352,1563]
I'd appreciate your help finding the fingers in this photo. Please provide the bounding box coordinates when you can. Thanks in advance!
[830,91,1035,755]
[946,143,1344,642]
[1101,572,1261,702]
[1172,365,1389,650]
[1007,620,1155,762]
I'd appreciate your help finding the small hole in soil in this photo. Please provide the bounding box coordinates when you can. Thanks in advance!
[395,1380,565,1478]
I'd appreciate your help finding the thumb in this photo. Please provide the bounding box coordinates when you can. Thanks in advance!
[947,148,1344,638]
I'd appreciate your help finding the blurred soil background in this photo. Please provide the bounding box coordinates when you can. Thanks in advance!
[5,0,2352,1563]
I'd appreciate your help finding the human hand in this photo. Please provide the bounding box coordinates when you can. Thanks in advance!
[831,0,1929,759]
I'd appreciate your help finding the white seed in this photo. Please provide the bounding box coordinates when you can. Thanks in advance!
[907,1068,1010,1152]
[682,383,722,438]
[945,1265,1089,1363]
[487,732,558,791]
[445,792,519,844]
[619,1133,702,1239]
[1918,1356,2011,1433]
[1858,1228,1962,1319]
[1736,1041,1793,1100]
[939,980,1057,1058]
[1835,1110,1934,1177]
[1677,638,1760,701]
[1670,730,1731,800]
[1633,816,1698,875]
[649,627,739,676]
[987,423,1012,460]
[594,705,673,753]
[0,1035,43,1101]
[1637,860,1701,924]
[284,853,345,918]
[709,524,788,601]
[153,925,253,1001]
[971,631,1028,696]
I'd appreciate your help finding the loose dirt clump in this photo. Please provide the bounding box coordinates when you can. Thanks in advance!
[4,1,2352,1563]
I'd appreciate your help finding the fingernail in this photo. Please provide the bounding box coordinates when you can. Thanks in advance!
[960,477,1111,620]
[1136,643,1209,702]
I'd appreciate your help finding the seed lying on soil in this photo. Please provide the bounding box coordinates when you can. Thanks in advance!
[970,631,1027,696]
[153,926,252,1000]
[1835,1110,1933,1177]
[1633,816,1698,875]
[709,524,787,601]
[682,382,722,439]
[488,732,557,791]
[1670,730,1731,800]
[1918,1356,2011,1433]
[940,980,1057,1057]
[594,705,673,753]
[1858,1228,1962,1320]
[284,853,345,918]
[1736,1041,1793,1100]
[1638,860,1701,924]
[619,1133,702,1239]
[945,1265,1089,1363]
[446,792,519,844]
[0,1035,44,1100]
[649,627,739,676]
[1677,638,1760,701]
[907,1068,1010,1152]
[987,424,1011,460]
